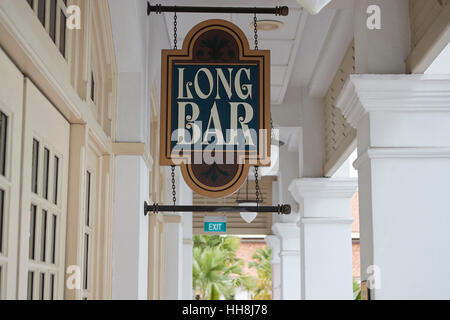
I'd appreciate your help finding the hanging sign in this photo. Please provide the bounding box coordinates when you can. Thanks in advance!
[160,19,270,198]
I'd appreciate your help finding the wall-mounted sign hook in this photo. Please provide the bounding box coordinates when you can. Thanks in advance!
[144,202,291,216]
[147,3,289,16]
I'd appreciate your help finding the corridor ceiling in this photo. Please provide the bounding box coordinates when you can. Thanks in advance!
[158,0,355,104]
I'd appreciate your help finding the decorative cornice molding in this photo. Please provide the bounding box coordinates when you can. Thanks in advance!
[336,75,450,128]
[354,147,450,169]
[289,178,357,203]
[272,222,300,239]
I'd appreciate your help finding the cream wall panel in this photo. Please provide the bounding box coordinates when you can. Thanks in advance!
[65,124,88,300]
[0,0,116,149]
[65,126,113,300]
[0,0,117,300]
[18,79,70,300]
[85,140,100,300]
[98,155,113,299]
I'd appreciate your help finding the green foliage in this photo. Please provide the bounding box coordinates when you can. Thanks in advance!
[192,235,256,300]
[353,279,362,300]
[248,246,272,300]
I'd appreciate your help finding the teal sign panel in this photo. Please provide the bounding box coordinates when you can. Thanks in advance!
[204,221,227,233]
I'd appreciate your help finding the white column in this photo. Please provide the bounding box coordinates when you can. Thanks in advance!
[265,235,281,300]
[163,215,183,300]
[180,178,193,300]
[337,74,450,299]
[163,167,188,300]
[112,156,149,299]
[182,238,193,300]
[272,223,301,300]
[289,178,357,300]
[111,39,150,298]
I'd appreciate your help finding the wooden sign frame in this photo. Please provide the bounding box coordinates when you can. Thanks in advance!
[159,19,271,198]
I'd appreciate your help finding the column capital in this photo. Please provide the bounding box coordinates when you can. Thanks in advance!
[265,235,281,264]
[272,222,299,239]
[289,178,357,204]
[354,147,450,170]
[337,74,450,128]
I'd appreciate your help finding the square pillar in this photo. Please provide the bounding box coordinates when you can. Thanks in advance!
[272,223,301,300]
[337,74,450,299]
[290,178,357,300]
[178,177,193,300]
[265,235,281,300]
[163,215,183,300]
[182,238,193,300]
[112,156,149,299]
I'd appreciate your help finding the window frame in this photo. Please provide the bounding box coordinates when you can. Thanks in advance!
[0,106,13,299]
[26,0,70,60]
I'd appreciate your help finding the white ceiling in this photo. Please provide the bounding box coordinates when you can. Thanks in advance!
[154,0,355,104]
[160,0,306,104]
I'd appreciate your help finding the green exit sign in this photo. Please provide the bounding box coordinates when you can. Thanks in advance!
[204,216,227,233]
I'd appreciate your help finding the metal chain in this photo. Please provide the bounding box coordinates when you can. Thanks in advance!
[271,116,274,137]
[253,13,258,50]
[173,10,178,49]
[171,165,176,206]
[171,12,178,210]
[254,13,261,206]
[254,166,260,206]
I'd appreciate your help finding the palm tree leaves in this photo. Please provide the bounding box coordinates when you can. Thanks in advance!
[192,235,255,300]
[193,236,276,300]
[353,279,362,300]
[248,246,272,300]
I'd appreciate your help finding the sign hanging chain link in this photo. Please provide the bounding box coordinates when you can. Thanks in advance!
[253,12,258,50]
[171,165,176,207]
[171,9,177,212]
[173,10,178,49]
[254,166,261,207]
[271,116,274,137]
[254,11,260,205]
